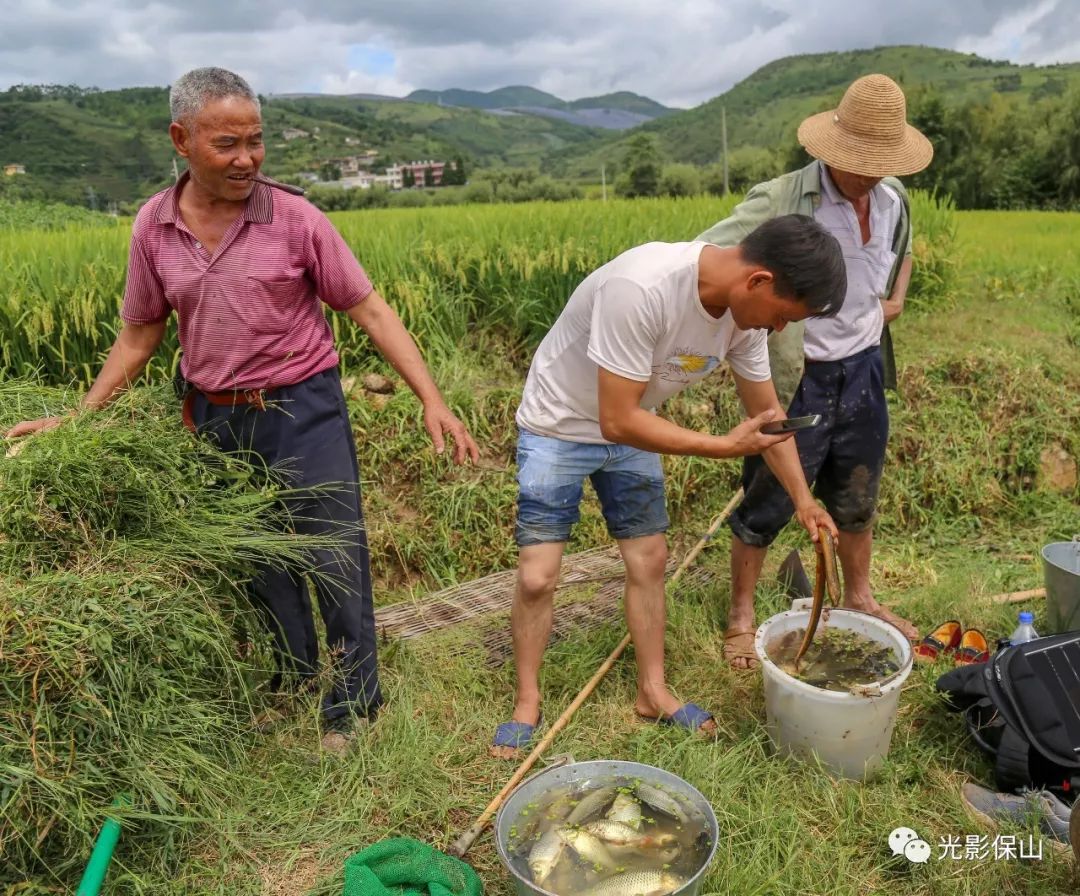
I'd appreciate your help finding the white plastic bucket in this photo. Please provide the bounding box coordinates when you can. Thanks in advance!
[753,604,913,780]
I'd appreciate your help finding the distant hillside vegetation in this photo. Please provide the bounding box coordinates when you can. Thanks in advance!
[0,85,605,206]
[3,45,1078,210]
[405,86,675,129]
[406,86,565,109]
[407,86,675,117]
[568,91,675,117]
[550,45,1080,176]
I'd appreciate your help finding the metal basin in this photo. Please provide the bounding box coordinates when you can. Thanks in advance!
[1043,538,1080,633]
[494,759,718,896]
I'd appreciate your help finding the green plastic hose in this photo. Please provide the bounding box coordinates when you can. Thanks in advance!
[76,794,131,896]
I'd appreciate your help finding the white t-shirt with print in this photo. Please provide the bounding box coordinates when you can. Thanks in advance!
[516,241,770,444]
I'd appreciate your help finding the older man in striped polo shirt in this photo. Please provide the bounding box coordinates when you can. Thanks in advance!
[7,67,478,752]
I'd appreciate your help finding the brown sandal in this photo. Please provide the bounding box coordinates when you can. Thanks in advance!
[723,628,758,670]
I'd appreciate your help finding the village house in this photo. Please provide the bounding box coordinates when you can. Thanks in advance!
[340,172,379,190]
[400,159,446,186]
[4,164,27,176]
[320,158,459,192]
[332,151,381,178]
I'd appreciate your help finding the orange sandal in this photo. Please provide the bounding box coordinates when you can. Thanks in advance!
[955,629,990,666]
[914,620,962,663]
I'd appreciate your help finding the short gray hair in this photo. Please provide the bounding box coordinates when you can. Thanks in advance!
[169,67,259,127]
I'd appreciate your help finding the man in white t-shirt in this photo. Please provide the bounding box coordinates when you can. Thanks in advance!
[491,214,847,757]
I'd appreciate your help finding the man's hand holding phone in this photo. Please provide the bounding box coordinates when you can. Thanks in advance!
[719,409,801,457]
[759,414,822,435]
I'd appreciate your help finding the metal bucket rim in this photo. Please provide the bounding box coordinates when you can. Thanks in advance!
[494,759,719,896]
[1042,540,1080,573]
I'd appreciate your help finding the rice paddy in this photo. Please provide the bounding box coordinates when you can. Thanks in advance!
[1,196,1077,895]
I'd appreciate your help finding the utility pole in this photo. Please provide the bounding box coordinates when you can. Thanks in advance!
[172,158,180,182]
[721,104,729,196]
[601,164,607,202]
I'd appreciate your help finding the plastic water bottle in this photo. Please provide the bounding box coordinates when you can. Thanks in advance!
[1009,611,1039,645]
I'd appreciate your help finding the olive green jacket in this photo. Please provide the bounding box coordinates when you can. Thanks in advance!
[696,161,912,406]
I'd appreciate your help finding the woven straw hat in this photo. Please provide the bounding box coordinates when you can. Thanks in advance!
[797,74,933,177]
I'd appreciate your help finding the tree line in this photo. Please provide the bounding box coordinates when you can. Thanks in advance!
[616,86,1080,210]
[4,81,1080,213]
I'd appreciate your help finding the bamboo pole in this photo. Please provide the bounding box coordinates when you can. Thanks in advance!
[990,587,1045,604]
[447,488,744,858]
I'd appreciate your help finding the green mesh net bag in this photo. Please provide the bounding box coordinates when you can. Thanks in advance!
[343,837,484,896]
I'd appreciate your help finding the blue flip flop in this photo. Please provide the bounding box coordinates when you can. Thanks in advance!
[638,703,716,734]
[491,713,543,752]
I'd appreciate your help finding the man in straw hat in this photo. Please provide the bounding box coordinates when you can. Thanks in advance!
[696,74,933,669]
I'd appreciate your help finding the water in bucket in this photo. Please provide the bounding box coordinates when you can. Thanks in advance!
[765,626,901,691]
[505,777,711,896]
[754,607,914,779]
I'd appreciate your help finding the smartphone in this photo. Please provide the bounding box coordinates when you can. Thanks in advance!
[759,414,822,435]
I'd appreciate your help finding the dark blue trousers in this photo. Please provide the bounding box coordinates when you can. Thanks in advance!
[189,368,382,720]
[729,345,889,548]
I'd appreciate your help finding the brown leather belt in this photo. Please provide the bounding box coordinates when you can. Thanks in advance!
[182,387,269,433]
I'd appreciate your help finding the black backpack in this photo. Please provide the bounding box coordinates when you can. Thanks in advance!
[936,632,1080,802]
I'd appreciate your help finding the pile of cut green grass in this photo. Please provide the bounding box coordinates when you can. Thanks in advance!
[0,382,343,883]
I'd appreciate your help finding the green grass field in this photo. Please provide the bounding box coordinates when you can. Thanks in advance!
[2,201,1078,895]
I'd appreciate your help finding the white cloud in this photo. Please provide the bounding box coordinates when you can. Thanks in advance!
[319,70,415,98]
[102,30,158,64]
[955,0,1060,61]
[1,0,1076,106]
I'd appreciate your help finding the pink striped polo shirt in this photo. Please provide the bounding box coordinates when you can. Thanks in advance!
[121,173,373,392]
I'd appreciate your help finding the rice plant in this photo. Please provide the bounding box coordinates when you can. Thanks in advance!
[4,199,1077,896]
[0,193,959,385]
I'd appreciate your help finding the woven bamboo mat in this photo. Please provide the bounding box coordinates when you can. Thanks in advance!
[374,538,718,668]
[374,544,627,640]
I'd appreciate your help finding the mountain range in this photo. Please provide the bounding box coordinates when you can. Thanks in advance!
[2,45,1079,206]
[403,87,676,129]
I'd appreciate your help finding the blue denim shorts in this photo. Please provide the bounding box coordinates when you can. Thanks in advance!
[514,428,669,547]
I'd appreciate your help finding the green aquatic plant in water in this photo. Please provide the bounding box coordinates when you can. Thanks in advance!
[766,627,900,692]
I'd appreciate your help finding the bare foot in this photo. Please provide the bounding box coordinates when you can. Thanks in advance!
[489,702,541,760]
[845,598,919,641]
[319,715,370,757]
[723,629,759,671]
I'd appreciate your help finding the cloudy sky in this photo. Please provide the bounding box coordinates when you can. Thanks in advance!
[2,0,1078,108]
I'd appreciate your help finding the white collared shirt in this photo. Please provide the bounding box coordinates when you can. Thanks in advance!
[803,162,901,361]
